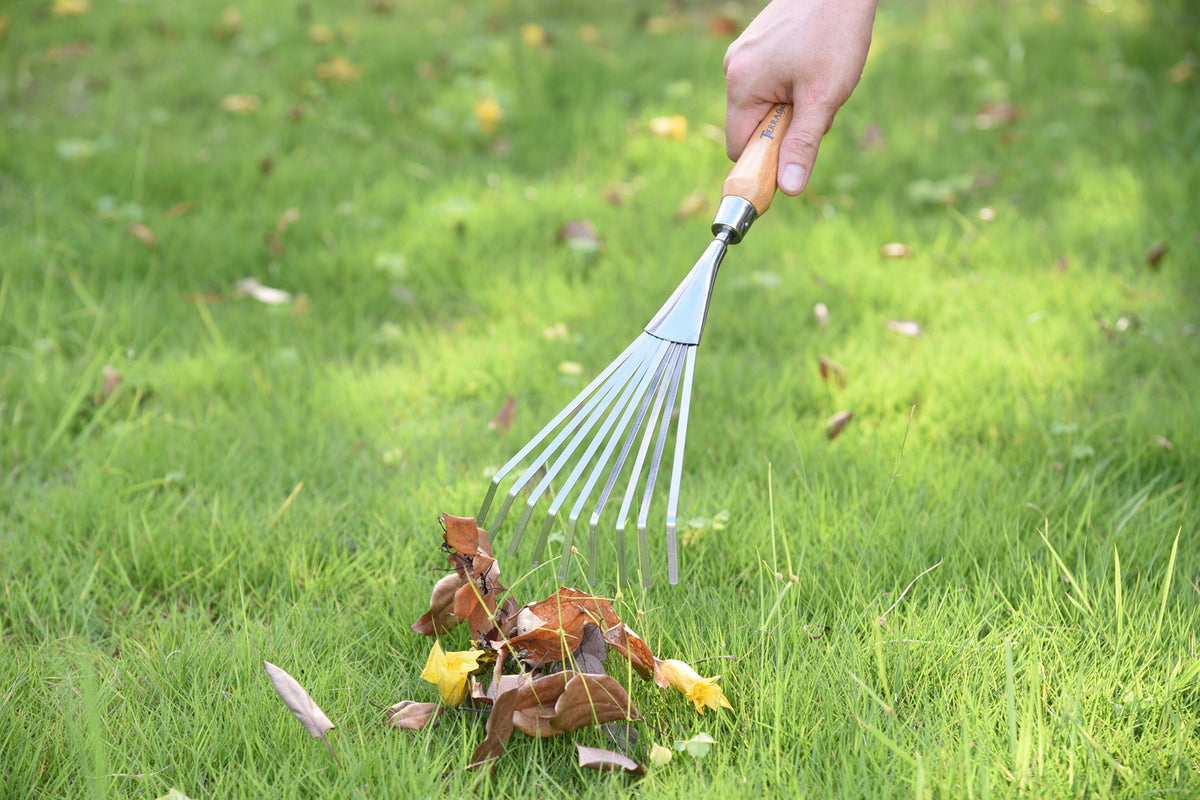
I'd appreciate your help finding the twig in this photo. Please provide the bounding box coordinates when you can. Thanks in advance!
[878,558,943,627]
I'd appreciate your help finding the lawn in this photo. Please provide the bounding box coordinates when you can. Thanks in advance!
[1,0,1198,797]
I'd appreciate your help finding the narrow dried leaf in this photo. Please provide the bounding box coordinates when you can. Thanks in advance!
[974,100,1022,129]
[577,745,645,775]
[412,571,467,635]
[1145,241,1169,270]
[235,278,292,305]
[885,319,923,337]
[825,410,853,441]
[220,94,260,115]
[385,700,444,731]
[100,365,122,402]
[817,356,846,388]
[262,661,339,761]
[127,222,157,247]
[674,190,708,220]
[488,395,517,434]
[276,207,300,234]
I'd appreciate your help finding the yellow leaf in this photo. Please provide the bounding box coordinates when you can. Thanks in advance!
[220,94,260,115]
[521,22,547,49]
[316,55,361,83]
[657,658,732,714]
[649,114,688,140]
[52,0,90,17]
[474,96,503,135]
[1168,56,1195,85]
[309,24,333,44]
[420,640,483,707]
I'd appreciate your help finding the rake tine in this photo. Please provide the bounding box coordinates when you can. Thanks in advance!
[499,336,657,555]
[636,342,687,585]
[478,335,645,531]
[588,347,675,586]
[614,343,684,587]
[664,347,698,584]
[557,340,674,584]
[549,345,667,582]
[519,336,663,563]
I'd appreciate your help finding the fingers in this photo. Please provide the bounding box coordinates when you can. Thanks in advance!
[725,98,779,161]
[776,101,836,195]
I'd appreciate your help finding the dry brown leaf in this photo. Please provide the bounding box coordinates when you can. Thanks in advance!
[577,744,645,775]
[262,661,340,762]
[165,201,195,218]
[1145,242,1169,270]
[276,207,300,234]
[602,623,663,686]
[507,588,619,667]
[412,571,467,636]
[572,622,608,675]
[674,190,708,220]
[556,220,604,253]
[100,365,122,403]
[974,100,1022,129]
[488,395,517,435]
[127,222,157,247]
[825,410,853,441]
[468,683,521,769]
[385,700,443,731]
[507,671,638,738]
[1168,55,1195,84]
[220,94,260,115]
[441,514,490,557]
[858,123,886,152]
[817,356,846,388]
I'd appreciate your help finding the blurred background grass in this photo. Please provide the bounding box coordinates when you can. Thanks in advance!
[1,0,1198,797]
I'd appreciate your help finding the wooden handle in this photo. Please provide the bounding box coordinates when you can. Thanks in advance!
[721,103,793,217]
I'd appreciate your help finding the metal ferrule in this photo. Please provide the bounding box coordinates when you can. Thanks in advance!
[711,195,757,244]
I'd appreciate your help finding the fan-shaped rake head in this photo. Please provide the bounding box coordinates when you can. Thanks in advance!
[477,330,699,588]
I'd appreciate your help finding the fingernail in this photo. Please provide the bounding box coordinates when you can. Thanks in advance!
[780,164,808,195]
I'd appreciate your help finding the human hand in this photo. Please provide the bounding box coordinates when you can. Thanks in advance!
[724,0,878,195]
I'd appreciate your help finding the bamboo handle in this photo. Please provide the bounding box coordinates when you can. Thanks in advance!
[721,103,793,217]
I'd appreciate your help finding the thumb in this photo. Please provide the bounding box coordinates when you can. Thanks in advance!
[776,103,835,195]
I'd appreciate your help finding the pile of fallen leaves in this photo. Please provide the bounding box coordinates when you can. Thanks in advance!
[265,514,731,776]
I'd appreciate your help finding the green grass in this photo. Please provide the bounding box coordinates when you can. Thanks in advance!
[2,0,1199,797]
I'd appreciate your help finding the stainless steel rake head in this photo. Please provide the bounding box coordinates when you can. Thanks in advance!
[477,104,793,588]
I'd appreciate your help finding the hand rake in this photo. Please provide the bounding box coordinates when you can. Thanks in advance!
[478,104,793,588]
